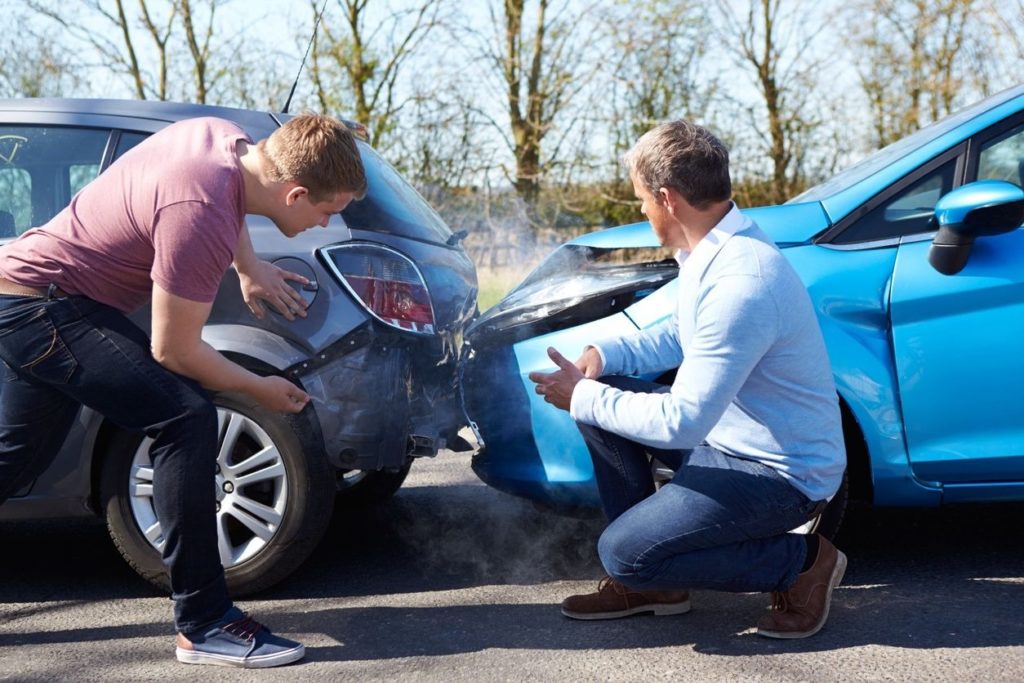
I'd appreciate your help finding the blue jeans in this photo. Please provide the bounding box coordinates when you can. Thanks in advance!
[578,376,820,594]
[0,291,231,633]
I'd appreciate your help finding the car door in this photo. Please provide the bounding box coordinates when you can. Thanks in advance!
[889,117,1024,487]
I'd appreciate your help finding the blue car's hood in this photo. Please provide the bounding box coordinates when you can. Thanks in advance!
[570,201,832,249]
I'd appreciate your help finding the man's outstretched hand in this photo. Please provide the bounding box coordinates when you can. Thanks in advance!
[528,347,586,412]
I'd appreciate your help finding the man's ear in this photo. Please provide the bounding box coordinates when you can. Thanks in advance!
[284,185,308,207]
[658,187,677,214]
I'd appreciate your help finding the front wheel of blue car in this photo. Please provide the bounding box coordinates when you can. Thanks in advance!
[100,393,334,597]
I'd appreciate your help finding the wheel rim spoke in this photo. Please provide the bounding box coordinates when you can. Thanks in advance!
[226,444,281,479]
[132,482,154,498]
[233,494,283,527]
[218,412,246,465]
[233,456,285,488]
[224,500,276,541]
[142,520,164,548]
[216,515,234,565]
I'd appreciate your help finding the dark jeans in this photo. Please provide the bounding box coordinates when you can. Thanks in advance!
[578,376,820,594]
[0,291,230,633]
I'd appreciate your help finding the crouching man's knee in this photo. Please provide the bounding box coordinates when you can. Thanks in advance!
[597,524,655,588]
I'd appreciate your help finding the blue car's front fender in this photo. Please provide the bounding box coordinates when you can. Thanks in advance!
[786,243,940,507]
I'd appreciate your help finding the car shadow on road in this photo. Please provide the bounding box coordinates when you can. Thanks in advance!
[279,565,1024,663]
[2,491,1022,658]
[4,482,1024,662]
[0,517,161,604]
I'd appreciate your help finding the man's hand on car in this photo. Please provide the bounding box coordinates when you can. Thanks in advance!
[575,345,605,379]
[249,375,311,413]
[237,259,310,321]
[528,347,585,412]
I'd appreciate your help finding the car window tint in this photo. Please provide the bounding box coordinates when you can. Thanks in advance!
[340,143,453,244]
[0,167,30,238]
[978,123,1024,185]
[113,131,148,160]
[832,158,957,244]
[70,164,101,195]
[0,126,110,236]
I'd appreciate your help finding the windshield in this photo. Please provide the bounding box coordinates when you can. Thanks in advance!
[342,142,453,243]
[791,86,1024,204]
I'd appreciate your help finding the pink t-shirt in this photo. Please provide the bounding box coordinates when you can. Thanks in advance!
[0,117,250,314]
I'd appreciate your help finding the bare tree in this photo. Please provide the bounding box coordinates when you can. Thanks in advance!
[849,0,982,148]
[483,0,590,211]
[983,0,1024,91]
[176,0,224,104]
[0,10,84,98]
[309,0,447,149]
[26,0,176,100]
[602,0,716,154]
[587,0,718,224]
[715,0,832,205]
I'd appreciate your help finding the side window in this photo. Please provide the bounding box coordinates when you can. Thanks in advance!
[832,158,957,245]
[978,123,1024,186]
[0,167,30,238]
[70,164,101,195]
[113,131,148,161]
[0,126,110,236]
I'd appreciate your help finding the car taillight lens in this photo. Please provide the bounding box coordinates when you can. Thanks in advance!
[321,244,435,334]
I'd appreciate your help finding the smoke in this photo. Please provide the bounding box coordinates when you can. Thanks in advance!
[387,463,607,586]
[424,186,586,275]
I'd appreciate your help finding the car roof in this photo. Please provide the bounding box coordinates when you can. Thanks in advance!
[0,97,283,130]
[813,84,1024,223]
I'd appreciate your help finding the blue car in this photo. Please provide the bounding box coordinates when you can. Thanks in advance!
[462,84,1024,534]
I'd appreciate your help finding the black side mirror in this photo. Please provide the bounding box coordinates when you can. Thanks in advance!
[929,180,1024,275]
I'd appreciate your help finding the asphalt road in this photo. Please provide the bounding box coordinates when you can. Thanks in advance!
[2,451,1023,682]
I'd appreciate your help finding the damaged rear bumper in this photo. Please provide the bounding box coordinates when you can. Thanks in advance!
[292,324,469,472]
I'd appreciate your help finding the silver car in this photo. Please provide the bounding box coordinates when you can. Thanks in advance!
[0,98,478,594]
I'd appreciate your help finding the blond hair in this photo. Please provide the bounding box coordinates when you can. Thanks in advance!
[260,113,367,202]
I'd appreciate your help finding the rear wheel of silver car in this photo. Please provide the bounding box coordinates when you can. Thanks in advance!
[100,393,334,597]
[334,460,412,508]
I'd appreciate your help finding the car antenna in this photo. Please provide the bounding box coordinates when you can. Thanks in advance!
[282,0,329,114]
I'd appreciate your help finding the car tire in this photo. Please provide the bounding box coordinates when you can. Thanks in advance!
[100,393,334,597]
[334,461,412,508]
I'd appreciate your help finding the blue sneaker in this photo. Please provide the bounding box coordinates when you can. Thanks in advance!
[175,607,305,668]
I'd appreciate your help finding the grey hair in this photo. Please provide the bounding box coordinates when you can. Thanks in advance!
[622,120,731,209]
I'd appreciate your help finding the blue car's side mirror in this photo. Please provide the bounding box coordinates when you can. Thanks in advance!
[928,179,1024,275]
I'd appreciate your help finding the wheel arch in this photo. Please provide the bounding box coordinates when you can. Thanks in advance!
[87,351,329,513]
[838,394,873,503]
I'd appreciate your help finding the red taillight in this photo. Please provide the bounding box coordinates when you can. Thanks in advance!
[323,245,436,334]
[345,276,434,329]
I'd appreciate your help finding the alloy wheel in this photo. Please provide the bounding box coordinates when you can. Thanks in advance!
[126,407,289,568]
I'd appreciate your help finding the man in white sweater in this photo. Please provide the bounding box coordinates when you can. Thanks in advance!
[529,120,847,639]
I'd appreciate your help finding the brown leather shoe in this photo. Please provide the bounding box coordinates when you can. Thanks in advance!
[561,576,691,620]
[757,535,847,639]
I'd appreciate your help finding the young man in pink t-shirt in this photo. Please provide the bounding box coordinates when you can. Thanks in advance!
[0,113,366,668]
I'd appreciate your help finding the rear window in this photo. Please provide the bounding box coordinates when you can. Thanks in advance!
[341,143,453,244]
